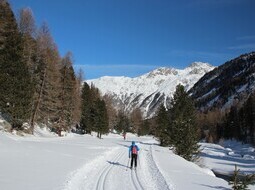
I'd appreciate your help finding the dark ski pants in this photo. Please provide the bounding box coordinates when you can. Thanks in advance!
[131,154,137,168]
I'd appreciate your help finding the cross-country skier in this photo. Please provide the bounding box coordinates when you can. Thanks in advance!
[129,141,140,169]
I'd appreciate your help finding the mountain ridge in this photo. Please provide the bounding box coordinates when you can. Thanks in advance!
[189,52,255,111]
[86,62,215,118]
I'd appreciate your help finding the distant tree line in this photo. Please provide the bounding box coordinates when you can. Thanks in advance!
[196,93,255,145]
[153,85,255,161]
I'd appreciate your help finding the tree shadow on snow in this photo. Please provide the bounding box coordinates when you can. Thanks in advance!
[214,162,255,169]
[200,152,254,165]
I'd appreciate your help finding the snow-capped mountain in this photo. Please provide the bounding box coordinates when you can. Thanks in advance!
[86,62,214,118]
[189,52,255,111]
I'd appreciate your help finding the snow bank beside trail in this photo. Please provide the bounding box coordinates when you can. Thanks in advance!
[33,125,58,137]
[200,141,255,174]
[152,145,230,190]
[200,141,255,190]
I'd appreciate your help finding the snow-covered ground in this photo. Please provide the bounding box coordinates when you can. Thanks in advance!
[0,127,254,190]
[200,141,255,179]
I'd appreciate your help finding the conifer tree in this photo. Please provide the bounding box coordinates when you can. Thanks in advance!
[224,106,241,140]
[242,94,255,144]
[31,23,61,132]
[138,119,151,136]
[155,104,171,146]
[80,82,92,134]
[59,52,77,130]
[17,7,37,72]
[17,7,38,132]
[0,0,33,129]
[229,165,255,190]
[80,82,107,135]
[115,111,130,133]
[94,98,109,138]
[103,94,117,132]
[130,108,143,134]
[72,69,83,126]
[170,84,199,161]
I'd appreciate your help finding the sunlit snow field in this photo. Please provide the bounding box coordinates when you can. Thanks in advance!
[0,126,254,190]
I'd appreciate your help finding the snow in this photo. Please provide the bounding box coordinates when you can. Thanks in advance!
[87,63,214,98]
[2,127,248,190]
[237,84,248,93]
[86,63,214,117]
[198,88,217,100]
[200,140,255,190]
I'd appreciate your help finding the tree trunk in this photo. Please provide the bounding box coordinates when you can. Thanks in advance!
[30,67,47,131]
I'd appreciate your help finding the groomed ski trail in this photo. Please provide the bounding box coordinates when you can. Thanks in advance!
[63,140,173,190]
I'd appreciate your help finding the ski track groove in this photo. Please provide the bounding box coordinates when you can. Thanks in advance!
[130,153,144,190]
[136,153,144,190]
[95,146,146,190]
[64,141,173,190]
[102,149,126,189]
[95,148,124,190]
[131,169,144,190]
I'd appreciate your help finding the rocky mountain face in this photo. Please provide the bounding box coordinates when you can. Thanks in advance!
[86,62,214,118]
[189,52,255,111]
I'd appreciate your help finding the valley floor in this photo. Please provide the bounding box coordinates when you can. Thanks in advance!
[0,129,254,190]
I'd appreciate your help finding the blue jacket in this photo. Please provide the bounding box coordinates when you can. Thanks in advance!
[129,144,139,157]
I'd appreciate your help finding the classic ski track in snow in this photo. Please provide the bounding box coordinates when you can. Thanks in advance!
[130,167,144,190]
[95,148,126,190]
[129,151,144,190]
[1,131,237,190]
[95,146,145,190]
[64,141,174,190]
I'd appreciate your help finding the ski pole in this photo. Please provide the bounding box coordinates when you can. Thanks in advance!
[126,157,130,171]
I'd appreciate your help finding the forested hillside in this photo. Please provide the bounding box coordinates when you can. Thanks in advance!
[0,0,110,136]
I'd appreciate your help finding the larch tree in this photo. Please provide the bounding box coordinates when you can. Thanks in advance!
[0,0,33,129]
[31,23,61,132]
[72,68,83,127]
[17,7,37,72]
[17,7,38,132]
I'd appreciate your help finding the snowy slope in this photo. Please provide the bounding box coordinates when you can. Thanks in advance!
[189,52,255,111]
[2,125,255,190]
[87,62,214,118]
[0,130,235,190]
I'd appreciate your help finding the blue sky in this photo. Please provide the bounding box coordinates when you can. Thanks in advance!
[10,0,255,79]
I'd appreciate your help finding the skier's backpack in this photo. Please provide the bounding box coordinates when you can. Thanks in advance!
[132,145,138,154]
